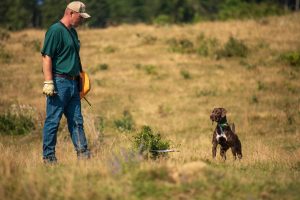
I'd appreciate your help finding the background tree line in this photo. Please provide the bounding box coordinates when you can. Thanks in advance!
[0,0,299,30]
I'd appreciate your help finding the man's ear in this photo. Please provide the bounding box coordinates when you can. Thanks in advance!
[221,108,227,117]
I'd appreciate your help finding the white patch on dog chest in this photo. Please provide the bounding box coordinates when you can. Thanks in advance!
[216,132,227,142]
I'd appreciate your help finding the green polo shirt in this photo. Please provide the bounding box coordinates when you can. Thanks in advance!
[41,22,81,76]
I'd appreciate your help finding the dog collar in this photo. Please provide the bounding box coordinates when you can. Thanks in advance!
[218,122,229,128]
[217,122,228,134]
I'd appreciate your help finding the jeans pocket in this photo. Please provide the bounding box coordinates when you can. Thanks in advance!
[54,77,70,101]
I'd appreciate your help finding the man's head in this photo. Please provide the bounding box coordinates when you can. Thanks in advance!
[65,1,90,27]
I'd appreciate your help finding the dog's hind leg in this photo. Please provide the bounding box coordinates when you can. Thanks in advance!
[220,146,228,161]
[236,139,242,159]
[231,147,238,160]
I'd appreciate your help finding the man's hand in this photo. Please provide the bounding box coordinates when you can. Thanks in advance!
[43,80,55,96]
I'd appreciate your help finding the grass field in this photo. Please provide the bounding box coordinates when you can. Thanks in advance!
[0,13,299,200]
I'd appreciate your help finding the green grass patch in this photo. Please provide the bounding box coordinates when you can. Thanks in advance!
[180,69,192,79]
[0,44,12,63]
[22,39,41,52]
[0,28,10,41]
[195,89,217,97]
[90,63,109,74]
[133,166,173,199]
[196,33,220,57]
[153,15,172,26]
[135,64,159,75]
[239,60,257,70]
[103,45,118,53]
[167,38,195,54]
[217,36,249,58]
[0,113,35,135]
[114,110,135,132]
[280,51,300,68]
[136,33,157,45]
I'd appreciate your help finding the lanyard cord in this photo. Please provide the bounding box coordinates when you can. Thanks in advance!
[59,21,83,72]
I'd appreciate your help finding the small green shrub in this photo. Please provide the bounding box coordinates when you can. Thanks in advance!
[32,39,41,52]
[133,126,170,159]
[153,15,172,26]
[239,60,256,70]
[23,39,41,52]
[0,28,10,41]
[195,89,217,97]
[0,44,12,63]
[103,45,117,53]
[90,63,109,74]
[180,69,191,79]
[217,36,249,58]
[114,110,135,132]
[144,65,158,75]
[167,38,194,54]
[135,64,158,75]
[195,33,220,57]
[257,81,266,91]
[251,95,259,104]
[136,34,157,45]
[256,40,269,49]
[0,113,35,135]
[0,43,12,63]
[280,51,300,68]
[135,64,142,69]
[98,63,109,70]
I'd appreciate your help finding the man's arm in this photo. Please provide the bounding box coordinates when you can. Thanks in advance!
[42,55,55,96]
[42,55,53,81]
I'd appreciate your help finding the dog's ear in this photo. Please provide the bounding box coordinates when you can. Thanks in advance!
[221,108,227,117]
[212,108,217,114]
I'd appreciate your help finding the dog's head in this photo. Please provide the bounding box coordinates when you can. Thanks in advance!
[210,108,227,123]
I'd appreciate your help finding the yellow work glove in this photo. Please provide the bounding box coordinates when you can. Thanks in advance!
[43,80,55,96]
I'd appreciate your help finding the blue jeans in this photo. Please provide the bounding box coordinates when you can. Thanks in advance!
[43,76,90,160]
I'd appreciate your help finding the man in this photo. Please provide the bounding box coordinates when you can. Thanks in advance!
[41,1,91,163]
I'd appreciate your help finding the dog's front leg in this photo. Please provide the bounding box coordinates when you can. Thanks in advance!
[212,132,217,158]
[212,142,217,158]
[212,137,218,158]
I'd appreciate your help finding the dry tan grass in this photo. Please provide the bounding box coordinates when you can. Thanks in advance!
[0,13,300,200]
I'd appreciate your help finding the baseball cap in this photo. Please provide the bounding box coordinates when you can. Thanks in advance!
[67,1,91,18]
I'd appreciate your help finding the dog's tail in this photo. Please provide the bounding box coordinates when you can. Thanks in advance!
[231,123,235,133]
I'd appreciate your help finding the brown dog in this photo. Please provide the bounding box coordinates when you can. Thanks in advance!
[210,108,242,160]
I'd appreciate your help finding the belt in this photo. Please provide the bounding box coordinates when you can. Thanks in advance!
[54,73,78,80]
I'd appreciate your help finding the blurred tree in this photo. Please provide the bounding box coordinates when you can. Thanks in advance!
[85,0,110,27]
[107,0,131,23]
[170,0,195,22]
[0,0,294,30]
[193,0,222,21]
[295,0,299,10]
[40,0,66,28]
[0,0,10,27]
[4,0,35,30]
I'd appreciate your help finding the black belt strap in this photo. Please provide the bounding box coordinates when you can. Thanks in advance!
[54,73,78,80]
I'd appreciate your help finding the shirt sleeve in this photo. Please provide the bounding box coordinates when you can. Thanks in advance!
[41,27,60,58]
